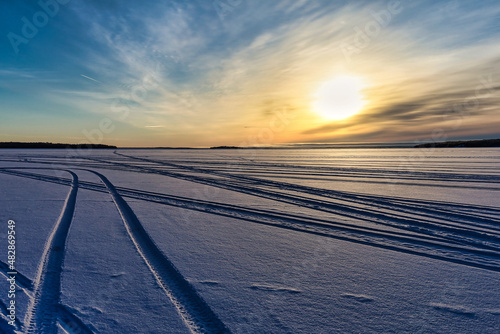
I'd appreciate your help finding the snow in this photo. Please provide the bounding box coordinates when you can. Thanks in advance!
[0,148,499,333]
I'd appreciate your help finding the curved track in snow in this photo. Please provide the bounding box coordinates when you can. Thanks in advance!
[0,149,499,333]
[0,258,94,334]
[0,167,231,334]
[23,170,78,334]
[88,170,231,334]
[1,168,500,273]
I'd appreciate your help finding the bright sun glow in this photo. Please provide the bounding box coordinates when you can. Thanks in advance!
[312,75,366,120]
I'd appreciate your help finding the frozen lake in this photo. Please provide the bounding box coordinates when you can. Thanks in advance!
[1,148,499,333]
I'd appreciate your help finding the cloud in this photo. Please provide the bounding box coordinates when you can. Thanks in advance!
[2,0,500,146]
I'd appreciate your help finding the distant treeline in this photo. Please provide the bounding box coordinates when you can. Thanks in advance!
[0,142,117,149]
[414,139,500,148]
[209,146,240,149]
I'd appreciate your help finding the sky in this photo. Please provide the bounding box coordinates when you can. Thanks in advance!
[1,0,499,147]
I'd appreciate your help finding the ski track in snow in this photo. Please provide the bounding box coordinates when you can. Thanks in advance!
[1,167,230,333]
[23,170,78,334]
[0,169,95,334]
[0,298,23,331]
[0,258,94,334]
[1,164,500,273]
[88,170,231,334]
[113,152,500,222]
[83,154,500,239]
[0,150,499,332]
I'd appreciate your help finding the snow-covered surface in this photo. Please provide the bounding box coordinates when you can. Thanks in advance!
[0,148,499,333]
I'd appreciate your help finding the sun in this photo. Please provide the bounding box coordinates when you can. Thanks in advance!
[312,75,366,120]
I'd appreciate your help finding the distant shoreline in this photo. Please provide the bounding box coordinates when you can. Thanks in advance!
[414,138,500,148]
[1,139,499,150]
[0,142,117,149]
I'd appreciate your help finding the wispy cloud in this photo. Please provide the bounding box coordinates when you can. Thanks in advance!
[80,74,101,83]
[2,0,500,146]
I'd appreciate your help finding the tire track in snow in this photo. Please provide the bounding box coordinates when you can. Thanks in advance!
[0,260,33,291]
[108,152,500,224]
[144,157,500,183]
[0,167,105,334]
[4,154,500,227]
[4,168,497,248]
[80,157,500,246]
[0,259,94,334]
[89,170,231,334]
[1,169,464,244]
[6,154,499,194]
[113,152,500,223]
[24,170,78,334]
[115,189,500,273]
[0,299,23,331]
[2,168,500,273]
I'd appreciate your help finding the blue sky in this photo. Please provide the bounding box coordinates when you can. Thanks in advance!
[1,0,499,147]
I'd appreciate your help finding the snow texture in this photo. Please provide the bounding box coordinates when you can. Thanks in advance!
[0,148,499,333]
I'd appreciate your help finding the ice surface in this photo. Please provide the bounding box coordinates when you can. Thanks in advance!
[0,148,499,333]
